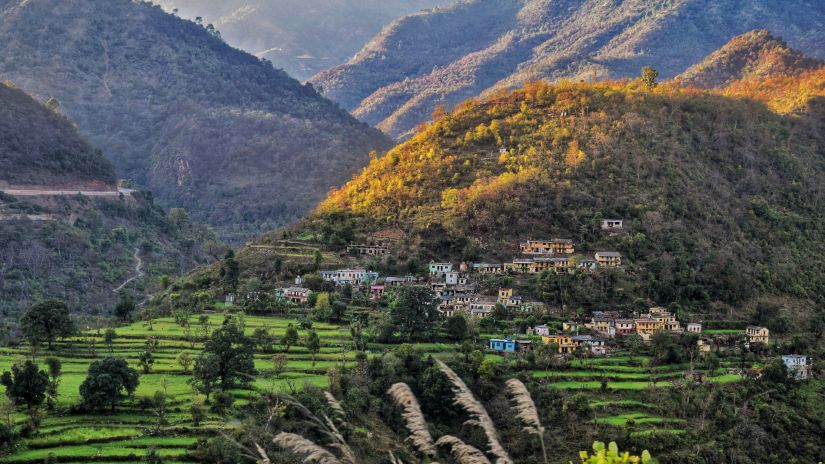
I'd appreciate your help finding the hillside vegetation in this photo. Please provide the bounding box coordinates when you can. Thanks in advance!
[312,75,825,310]
[0,0,391,243]
[155,0,451,81]
[677,30,824,88]
[0,86,217,318]
[310,0,825,138]
[0,83,114,188]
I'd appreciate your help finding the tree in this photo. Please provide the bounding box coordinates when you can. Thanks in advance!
[252,327,275,353]
[177,351,193,373]
[220,250,240,291]
[389,286,441,341]
[104,329,117,354]
[114,291,137,322]
[138,351,155,374]
[1,361,48,410]
[444,315,469,341]
[282,324,299,352]
[190,398,205,426]
[79,357,139,413]
[305,330,321,366]
[44,357,62,409]
[191,353,221,401]
[152,391,169,432]
[202,317,256,388]
[271,354,288,378]
[20,300,75,349]
[641,66,658,89]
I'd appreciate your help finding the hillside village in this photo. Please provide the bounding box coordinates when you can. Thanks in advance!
[230,219,812,382]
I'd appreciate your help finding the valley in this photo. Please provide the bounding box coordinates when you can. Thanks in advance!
[1,2,824,463]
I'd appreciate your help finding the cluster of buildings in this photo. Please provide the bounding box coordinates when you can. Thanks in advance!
[472,237,623,276]
[578,307,694,341]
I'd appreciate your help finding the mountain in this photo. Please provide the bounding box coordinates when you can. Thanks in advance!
[0,83,218,318]
[309,0,825,139]
[677,30,824,88]
[0,0,391,243]
[301,71,825,312]
[154,0,451,81]
[0,83,115,189]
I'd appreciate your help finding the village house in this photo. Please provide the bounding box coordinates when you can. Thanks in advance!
[445,271,460,285]
[649,307,682,332]
[474,263,505,275]
[601,219,623,234]
[572,335,608,356]
[697,336,713,353]
[385,275,414,286]
[577,259,599,272]
[284,287,310,304]
[615,319,635,335]
[488,338,533,353]
[634,318,660,340]
[497,288,513,303]
[686,322,702,334]
[429,261,453,277]
[781,355,811,380]
[505,295,524,308]
[587,318,617,338]
[369,285,385,301]
[520,238,575,255]
[346,243,390,256]
[320,268,377,286]
[469,298,497,318]
[529,325,550,336]
[225,293,235,306]
[562,322,581,333]
[595,251,622,268]
[746,325,770,345]
[541,334,577,354]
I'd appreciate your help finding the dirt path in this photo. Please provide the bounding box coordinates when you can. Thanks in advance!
[113,248,144,293]
[1,187,135,197]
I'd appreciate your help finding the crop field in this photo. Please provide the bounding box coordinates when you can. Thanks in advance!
[0,313,748,463]
[532,353,746,437]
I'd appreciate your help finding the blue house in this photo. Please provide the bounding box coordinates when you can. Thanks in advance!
[489,338,517,352]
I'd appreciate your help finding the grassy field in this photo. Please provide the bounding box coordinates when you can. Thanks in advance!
[0,313,748,463]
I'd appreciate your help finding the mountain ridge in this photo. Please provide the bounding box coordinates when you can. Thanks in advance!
[0,0,391,243]
[310,0,825,139]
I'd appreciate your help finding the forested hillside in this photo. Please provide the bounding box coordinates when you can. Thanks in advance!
[0,0,391,242]
[0,83,114,188]
[0,85,217,318]
[677,30,823,88]
[310,0,825,138]
[310,72,825,311]
[155,0,450,81]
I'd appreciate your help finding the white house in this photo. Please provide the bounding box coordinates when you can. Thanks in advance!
[529,325,550,336]
[429,262,453,276]
[782,355,811,380]
[686,323,702,334]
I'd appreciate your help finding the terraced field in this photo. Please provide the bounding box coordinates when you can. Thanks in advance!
[0,314,366,463]
[0,315,748,462]
[533,354,745,437]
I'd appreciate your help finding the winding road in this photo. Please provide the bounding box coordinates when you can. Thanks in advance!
[113,247,144,293]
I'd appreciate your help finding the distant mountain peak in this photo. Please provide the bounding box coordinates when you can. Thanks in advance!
[676,29,824,88]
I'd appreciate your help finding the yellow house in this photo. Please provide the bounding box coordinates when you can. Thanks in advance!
[746,326,770,345]
[634,318,662,340]
[595,252,621,268]
[520,239,575,255]
[497,288,513,303]
[541,335,577,354]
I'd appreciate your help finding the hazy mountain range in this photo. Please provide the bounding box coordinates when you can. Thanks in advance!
[154,0,451,81]
[309,0,825,138]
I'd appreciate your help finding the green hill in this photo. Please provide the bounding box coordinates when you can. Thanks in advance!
[0,85,218,318]
[0,0,391,243]
[0,82,114,188]
[305,73,825,312]
[309,0,825,138]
